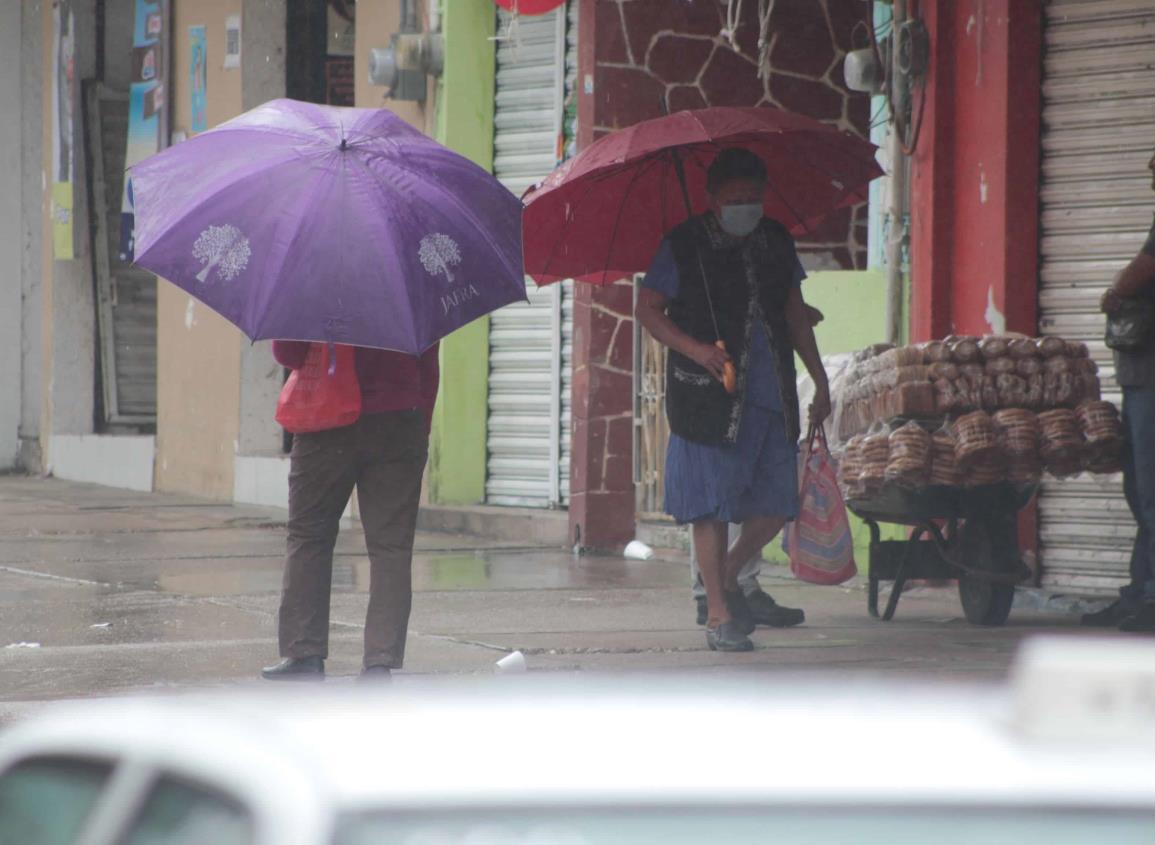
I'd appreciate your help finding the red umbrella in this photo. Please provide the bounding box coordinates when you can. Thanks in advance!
[522,107,884,285]
[495,0,565,14]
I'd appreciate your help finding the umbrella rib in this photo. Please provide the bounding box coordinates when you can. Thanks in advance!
[762,173,812,235]
[256,333,428,355]
[785,132,881,196]
[340,151,423,352]
[245,153,346,344]
[779,133,871,181]
[536,168,608,282]
[599,154,665,284]
[342,147,526,350]
[771,133,879,233]
[132,152,307,263]
[361,147,525,285]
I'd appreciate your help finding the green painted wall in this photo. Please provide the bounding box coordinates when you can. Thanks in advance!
[762,268,906,569]
[428,1,496,505]
[806,269,891,354]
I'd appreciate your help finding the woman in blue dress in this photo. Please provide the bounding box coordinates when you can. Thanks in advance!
[635,149,831,652]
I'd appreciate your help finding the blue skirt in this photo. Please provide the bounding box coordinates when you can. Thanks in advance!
[664,408,799,525]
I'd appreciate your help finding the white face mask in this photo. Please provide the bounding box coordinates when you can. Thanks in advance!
[719,203,762,237]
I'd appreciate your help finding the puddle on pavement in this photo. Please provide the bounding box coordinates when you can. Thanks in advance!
[148,549,686,597]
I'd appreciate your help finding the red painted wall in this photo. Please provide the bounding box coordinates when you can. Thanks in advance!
[908,0,1043,560]
[910,0,1042,341]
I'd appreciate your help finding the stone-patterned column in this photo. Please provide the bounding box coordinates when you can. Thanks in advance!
[569,279,635,549]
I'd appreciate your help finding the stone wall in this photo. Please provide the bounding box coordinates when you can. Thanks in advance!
[592,0,871,269]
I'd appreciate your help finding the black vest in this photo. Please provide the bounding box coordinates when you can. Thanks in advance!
[665,214,801,447]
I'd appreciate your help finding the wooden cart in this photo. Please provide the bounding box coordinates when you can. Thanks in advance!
[847,483,1036,626]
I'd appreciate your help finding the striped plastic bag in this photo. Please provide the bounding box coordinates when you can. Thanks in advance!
[783,425,857,585]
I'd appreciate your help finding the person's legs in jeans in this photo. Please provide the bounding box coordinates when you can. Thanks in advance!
[1123,387,1155,604]
[278,427,358,660]
[1083,396,1151,627]
[356,412,429,670]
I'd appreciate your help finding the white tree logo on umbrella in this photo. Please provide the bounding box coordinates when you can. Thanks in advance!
[419,233,462,284]
[193,224,252,283]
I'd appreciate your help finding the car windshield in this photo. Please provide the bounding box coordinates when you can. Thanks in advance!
[334,807,1155,845]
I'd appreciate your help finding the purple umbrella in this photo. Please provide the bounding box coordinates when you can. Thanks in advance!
[130,99,526,354]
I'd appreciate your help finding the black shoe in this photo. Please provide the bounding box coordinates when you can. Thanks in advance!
[261,656,324,681]
[706,621,754,652]
[695,595,707,626]
[745,589,805,628]
[1082,598,1139,628]
[724,590,757,635]
[358,665,393,682]
[1118,604,1155,633]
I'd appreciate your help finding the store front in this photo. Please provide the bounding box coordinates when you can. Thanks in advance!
[485,3,578,508]
[907,0,1155,597]
[1036,0,1155,594]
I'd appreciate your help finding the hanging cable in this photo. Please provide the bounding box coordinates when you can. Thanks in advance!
[756,0,776,81]
[722,0,745,50]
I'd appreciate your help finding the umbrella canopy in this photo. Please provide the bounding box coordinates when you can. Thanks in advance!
[522,106,884,285]
[131,99,526,354]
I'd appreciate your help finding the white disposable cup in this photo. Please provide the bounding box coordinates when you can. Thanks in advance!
[623,540,654,560]
[495,650,527,673]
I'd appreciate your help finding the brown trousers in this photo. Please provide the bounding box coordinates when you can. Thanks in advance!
[277,411,428,669]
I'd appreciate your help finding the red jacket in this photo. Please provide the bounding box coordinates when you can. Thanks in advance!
[272,341,439,425]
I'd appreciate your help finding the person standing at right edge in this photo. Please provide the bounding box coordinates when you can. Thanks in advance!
[1084,148,1155,633]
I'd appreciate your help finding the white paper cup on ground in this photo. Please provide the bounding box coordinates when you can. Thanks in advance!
[623,540,654,560]
[496,650,527,673]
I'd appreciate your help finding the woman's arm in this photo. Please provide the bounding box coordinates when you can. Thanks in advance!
[784,286,830,426]
[635,287,731,383]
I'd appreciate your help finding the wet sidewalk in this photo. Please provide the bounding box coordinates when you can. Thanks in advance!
[0,477,1099,718]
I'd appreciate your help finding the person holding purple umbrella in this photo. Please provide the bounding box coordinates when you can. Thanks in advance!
[261,342,439,682]
[635,149,830,653]
[123,98,528,680]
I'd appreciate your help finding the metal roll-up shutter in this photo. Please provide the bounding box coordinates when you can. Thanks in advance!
[487,5,574,507]
[1037,0,1155,594]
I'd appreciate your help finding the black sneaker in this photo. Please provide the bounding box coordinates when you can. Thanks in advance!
[1081,598,1139,628]
[706,621,755,652]
[1118,604,1155,633]
[745,589,805,628]
[725,590,757,635]
[696,594,756,634]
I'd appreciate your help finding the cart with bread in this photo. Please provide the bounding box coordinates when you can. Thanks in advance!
[831,335,1123,626]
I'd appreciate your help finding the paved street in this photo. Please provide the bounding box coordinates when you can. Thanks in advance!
[0,477,1108,725]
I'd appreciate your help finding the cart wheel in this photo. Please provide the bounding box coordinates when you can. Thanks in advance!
[957,519,1015,626]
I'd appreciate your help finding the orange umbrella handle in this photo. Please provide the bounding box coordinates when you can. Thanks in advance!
[716,340,737,394]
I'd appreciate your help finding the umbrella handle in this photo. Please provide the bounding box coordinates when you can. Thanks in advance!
[694,248,724,349]
[660,96,725,366]
[670,148,695,221]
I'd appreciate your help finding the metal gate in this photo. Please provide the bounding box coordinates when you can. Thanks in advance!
[486,4,576,507]
[86,82,158,426]
[1037,0,1155,594]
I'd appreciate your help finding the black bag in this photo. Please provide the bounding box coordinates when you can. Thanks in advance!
[1105,296,1155,353]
